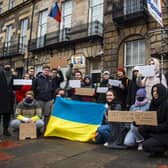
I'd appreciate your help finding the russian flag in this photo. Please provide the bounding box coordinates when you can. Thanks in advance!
[44,97,106,142]
[49,2,61,23]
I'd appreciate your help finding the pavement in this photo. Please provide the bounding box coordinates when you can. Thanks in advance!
[0,133,168,168]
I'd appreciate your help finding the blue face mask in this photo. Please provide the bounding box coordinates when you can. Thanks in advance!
[137,96,144,102]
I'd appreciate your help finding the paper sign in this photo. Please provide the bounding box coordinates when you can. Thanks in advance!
[75,88,95,96]
[108,79,121,87]
[69,80,81,88]
[108,111,157,126]
[96,87,108,93]
[137,65,155,77]
[13,79,32,85]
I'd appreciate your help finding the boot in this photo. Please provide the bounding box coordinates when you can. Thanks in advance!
[3,129,11,136]
[106,141,127,149]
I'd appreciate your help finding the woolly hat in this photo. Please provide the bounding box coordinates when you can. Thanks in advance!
[132,66,139,72]
[136,88,146,97]
[117,67,125,75]
[103,71,110,75]
[25,90,34,97]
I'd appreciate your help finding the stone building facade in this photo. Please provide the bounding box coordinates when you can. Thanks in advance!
[0,0,34,76]
[103,0,168,78]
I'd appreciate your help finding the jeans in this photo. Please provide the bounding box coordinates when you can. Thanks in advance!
[124,124,144,147]
[10,119,44,133]
[95,124,110,144]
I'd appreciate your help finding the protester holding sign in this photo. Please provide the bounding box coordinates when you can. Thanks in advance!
[137,57,167,101]
[15,73,32,103]
[124,88,150,150]
[11,91,44,137]
[97,71,111,103]
[95,89,120,144]
[112,67,129,110]
[103,89,127,149]
[139,84,168,157]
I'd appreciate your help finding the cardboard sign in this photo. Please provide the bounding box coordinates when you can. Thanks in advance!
[69,80,81,88]
[13,79,32,86]
[137,65,155,77]
[75,88,95,96]
[19,123,37,140]
[96,87,108,93]
[108,111,157,126]
[108,79,121,87]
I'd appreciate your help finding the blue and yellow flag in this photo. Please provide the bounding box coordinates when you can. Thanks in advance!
[44,97,105,142]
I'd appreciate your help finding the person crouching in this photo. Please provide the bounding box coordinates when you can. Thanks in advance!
[10,91,44,137]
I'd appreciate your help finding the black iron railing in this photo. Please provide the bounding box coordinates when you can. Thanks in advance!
[29,21,103,51]
[0,36,27,57]
[112,0,147,24]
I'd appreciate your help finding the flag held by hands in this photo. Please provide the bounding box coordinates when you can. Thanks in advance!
[44,97,105,142]
[49,1,61,23]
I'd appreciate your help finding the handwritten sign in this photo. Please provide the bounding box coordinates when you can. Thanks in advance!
[13,79,32,85]
[69,80,81,88]
[75,88,95,96]
[108,111,157,126]
[108,79,121,87]
[96,87,108,93]
[137,65,155,77]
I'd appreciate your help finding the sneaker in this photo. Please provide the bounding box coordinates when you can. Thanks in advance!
[137,143,143,151]
[104,142,109,147]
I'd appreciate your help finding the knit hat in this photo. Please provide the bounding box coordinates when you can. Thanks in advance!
[103,71,110,75]
[25,90,34,97]
[117,67,125,75]
[132,66,139,72]
[136,88,146,97]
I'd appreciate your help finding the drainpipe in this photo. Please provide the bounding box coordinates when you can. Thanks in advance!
[27,0,36,72]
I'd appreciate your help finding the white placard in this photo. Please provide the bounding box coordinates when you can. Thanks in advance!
[137,65,155,77]
[96,87,108,93]
[108,79,121,87]
[69,80,81,88]
[13,79,32,86]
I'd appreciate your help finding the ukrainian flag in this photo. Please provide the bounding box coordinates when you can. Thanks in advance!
[44,97,105,142]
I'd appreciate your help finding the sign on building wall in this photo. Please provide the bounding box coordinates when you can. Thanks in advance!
[147,0,163,26]
[71,55,85,66]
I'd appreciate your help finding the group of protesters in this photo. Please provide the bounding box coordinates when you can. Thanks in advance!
[0,56,168,157]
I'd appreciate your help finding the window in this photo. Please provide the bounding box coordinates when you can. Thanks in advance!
[37,10,48,48]
[89,0,104,35]
[124,0,141,15]
[0,3,2,14]
[5,25,13,48]
[60,0,72,41]
[20,18,28,53]
[124,39,145,77]
[9,0,15,9]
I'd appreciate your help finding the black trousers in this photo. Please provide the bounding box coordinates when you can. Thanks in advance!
[0,114,11,131]
[143,137,166,153]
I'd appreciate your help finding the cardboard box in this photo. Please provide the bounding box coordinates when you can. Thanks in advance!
[108,111,158,126]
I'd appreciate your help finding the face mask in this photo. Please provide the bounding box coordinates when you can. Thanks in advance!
[137,96,144,102]
[25,97,33,104]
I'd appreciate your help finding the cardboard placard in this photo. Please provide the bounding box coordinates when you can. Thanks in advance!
[108,79,121,87]
[75,88,95,96]
[136,65,155,77]
[108,111,157,126]
[69,80,81,88]
[19,123,37,140]
[96,87,108,93]
[13,79,32,85]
